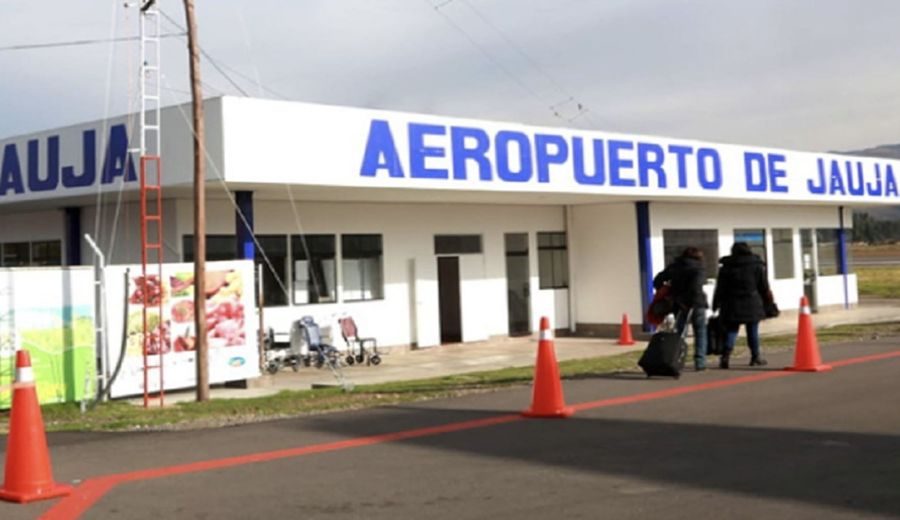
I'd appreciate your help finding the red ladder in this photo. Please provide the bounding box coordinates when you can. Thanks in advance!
[140,155,165,408]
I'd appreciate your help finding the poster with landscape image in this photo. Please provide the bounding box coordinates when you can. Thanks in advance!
[0,268,96,409]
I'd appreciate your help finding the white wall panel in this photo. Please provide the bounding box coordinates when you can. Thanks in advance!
[570,203,643,325]
[460,254,489,343]
[0,209,63,242]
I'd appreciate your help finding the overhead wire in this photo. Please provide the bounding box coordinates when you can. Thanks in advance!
[92,0,124,252]
[158,9,290,101]
[0,4,313,306]
[158,9,251,96]
[55,4,300,302]
[424,0,552,115]
[210,59,290,100]
[157,14,248,98]
[458,0,598,127]
[92,1,145,263]
[16,1,601,277]
[155,8,327,302]
[159,74,293,302]
[233,3,265,98]
[103,5,143,262]
[0,33,184,53]
[426,0,601,128]
[156,10,303,298]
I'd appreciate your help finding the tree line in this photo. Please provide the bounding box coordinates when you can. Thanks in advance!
[853,211,900,244]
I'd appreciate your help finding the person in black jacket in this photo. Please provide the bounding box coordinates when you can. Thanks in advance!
[712,242,771,369]
[653,247,709,371]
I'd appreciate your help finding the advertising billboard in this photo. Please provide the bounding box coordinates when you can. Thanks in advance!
[0,268,96,409]
[105,260,259,398]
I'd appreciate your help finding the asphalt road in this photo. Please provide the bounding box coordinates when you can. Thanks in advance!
[3,339,900,520]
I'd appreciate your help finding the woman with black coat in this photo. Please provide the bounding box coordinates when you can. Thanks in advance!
[712,242,771,368]
[653,247,709,370]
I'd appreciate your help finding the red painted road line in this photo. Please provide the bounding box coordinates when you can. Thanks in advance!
[40,414,521,520]
[571,370,792,413]
[42,478,118,520]
[828,349,900,368]
[116,413,521,482]
[40,348,900,520]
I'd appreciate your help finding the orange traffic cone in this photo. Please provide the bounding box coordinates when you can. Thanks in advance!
[785,296,832,372]
[617,313,635,345]
[0,350,72,503]
[522,317,574,418]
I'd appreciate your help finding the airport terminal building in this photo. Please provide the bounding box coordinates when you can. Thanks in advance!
[0,96,895,347]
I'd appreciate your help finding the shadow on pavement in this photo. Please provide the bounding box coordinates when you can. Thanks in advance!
[283,404,900,517]
[568,371,649,381]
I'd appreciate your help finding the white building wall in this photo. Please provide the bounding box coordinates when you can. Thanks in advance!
[172,199,566,348]
[82,200,180,265]
[0,209,65,243]
[570,203,643,327]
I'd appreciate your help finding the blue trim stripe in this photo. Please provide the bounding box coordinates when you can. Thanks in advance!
[64,206,81,266]
[235,191,255,260]
[838,206,849,309]
[635,201,653,331]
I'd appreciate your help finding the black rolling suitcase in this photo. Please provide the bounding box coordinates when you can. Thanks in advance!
[707,315,725,356]
[638,310,690,378]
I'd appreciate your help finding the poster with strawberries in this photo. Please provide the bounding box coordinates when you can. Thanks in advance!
[105,260,259,398]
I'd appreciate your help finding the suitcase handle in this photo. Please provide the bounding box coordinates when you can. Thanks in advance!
[677,308,694,339]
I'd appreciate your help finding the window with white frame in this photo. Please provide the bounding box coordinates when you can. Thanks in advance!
[0,240,62,267]
[341,234,384,301]
[772,228,794,279]
[734,228,767,261]
[537,232,569,289]
[182,235,237,261]
[291,234,336,304]
[30,241,61,266]
[815,228,842,276]
[662,229,718,276]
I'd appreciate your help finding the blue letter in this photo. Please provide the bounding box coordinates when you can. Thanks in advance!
[885,165,898,197]
[867,164,883,196]
[58,131,97,188]
[808,159,827,194]
[450,126,491,180]
[27,139,57,192]
[668,145,693,188]
[100,125,134,185]
[360,119,404,178]
[697,148,722,190]
[608,139,635,187]
[495,131,532,182]
[637,142,666,188]
[572,138,605,185]
[828,161,847,195]
[408,123,448,179]
[0,144,25,195]
[534,134,569,183]
[743,152,767,192]
[767,153,787,193]
[846,162,864,196]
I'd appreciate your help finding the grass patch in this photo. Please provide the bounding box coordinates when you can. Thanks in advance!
[6,321,900,433]
[856,266,900,299]
[850,243,900,259]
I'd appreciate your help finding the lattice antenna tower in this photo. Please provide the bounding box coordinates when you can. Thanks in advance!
[137,0,165,407]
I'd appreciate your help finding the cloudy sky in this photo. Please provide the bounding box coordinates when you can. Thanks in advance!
[2,0,899,153]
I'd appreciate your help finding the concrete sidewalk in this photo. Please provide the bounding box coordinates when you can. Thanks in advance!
[154,299,900,403]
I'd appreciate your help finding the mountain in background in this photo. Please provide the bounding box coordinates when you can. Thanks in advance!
[836,144,900,220]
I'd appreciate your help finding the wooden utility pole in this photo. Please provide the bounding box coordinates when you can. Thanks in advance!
[184,0,208,401]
